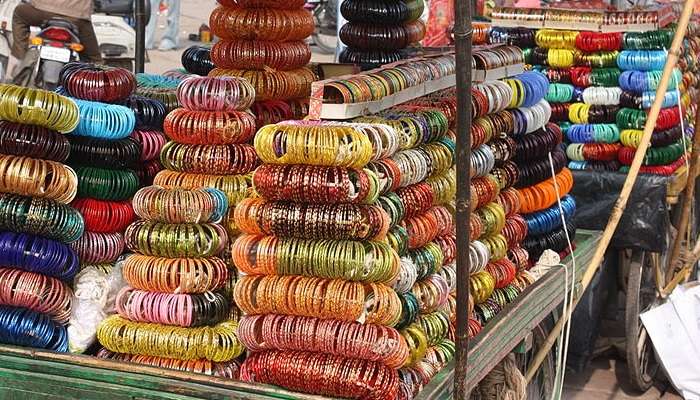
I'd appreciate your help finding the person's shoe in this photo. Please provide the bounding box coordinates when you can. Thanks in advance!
[158,39,177,51]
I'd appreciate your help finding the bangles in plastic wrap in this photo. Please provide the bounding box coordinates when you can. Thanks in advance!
[517,168,573,214]
[253,164,379,205]
[581,87,622,105]
[516,148,567,188]
[67,136,141,169]
[132,186,228,224]
[618,141,687,166]
[210,6,314,42]
[212,39,311,71]
[0,121,70,162]
[0,231,79,281]
[411,273,450,313]
[75,166,139,201]
[622,29,673,50]
[160,142,259,175]
[71,231,125,264]
[181,46,215,76]
[72,198,134,234]
[97,349,240,378]
[575,31,622,52]
[241,350,399,400]
[137,73,182,89]
[135,86,180,113]
[620,90,679,110]
[235,274,402,326]
[153,170,252,205]
[116,287,228,327]
[566,124,620,144]
[469,271,495,305]
[524,195,576,236]
[619,69,682,93]
[254,123,373,167]
[121,96,167,130]
[523,220,576,259]
[98,315,242,361]
[0,305,68,351]
[208,67,315,101]
[131,130,166,161]
[407,242,444,280]
[238,314,409,368]
[339,48,403,70]
[0,155,77,204]
[0,84,79,133]
[0,268,72,324]
[122,254,229,293]
[71,99,136,139]
[341,0,424,23]
[0,193,84,243]
[59,62,135,103]
[177,76,255,112]
[617,107,681,131]
[232,234,399,283]
[620,126,683,148]
[125,220,228,258]
[163,109,256,145]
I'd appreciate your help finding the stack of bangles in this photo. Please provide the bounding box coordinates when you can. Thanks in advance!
[0,231,80,281]
[97,349,241,378]
[411,274,450,313]
[72,198,134,233]
[70,99,136,139]
[234,275,402,326]
[0,121,70,162]
[517,168,574,213]
[0,155,78,204]
[620,126,683,148]
[131,186,228,224]
[159,142,259,175]
[0,193,85,243]
[470,271,495,304]
[70,231,125,264]
[59,62,136,102]
[208,67,316,101]
[122,254,229,293]
[121,95,168,130]
[0,84,79,132]
[407,242,444,280]
[616,107,680,131]
[618,141,686,166]
[523,220,576,258]
[75,166,139,201]
[231,234,400,283]
[124,220,228,258]
[211,40,311,71]
[516,147,567,188]
[0,305,68,351]
[129,130,167,162]
[67,136,141,169]
[181,46,216,76]
[524,195,576,236]
[566,143,621,162]
[0,268,72,324]
[153,170,252,204]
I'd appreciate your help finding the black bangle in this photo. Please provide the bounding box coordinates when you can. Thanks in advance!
[120,95,167,130]
[67,136,141,169]
[182,46,216,76]
[339,48,403,70]
[0,121,70,162]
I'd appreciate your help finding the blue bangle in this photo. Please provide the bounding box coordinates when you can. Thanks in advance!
[617,50,667,71]
[71,98,136,139]
[0,231,80,281]
[524,195,576,236]
[513,71,550,107]
[0,305,68,352]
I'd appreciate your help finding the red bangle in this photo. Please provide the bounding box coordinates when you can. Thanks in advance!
[163,109,257,144]
[72,198,135,234]
[211,40,312,71]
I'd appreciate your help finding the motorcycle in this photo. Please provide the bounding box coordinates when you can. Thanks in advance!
[305,0,337,55]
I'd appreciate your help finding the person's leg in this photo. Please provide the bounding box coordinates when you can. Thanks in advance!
[72,18,102,62]
[11,4,53,59]
[145,0,161,49]
[159,0,180,50]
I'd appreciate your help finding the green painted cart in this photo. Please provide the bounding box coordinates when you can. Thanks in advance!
[0,230,602,400]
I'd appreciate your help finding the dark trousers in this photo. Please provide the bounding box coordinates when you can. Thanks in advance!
[11,3,101,62]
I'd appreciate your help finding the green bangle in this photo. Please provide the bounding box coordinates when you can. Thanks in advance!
[0,192,84,243]
[75,166,139,201]
[408,241,444,280]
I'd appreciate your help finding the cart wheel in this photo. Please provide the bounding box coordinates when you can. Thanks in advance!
[625,250,661,392]
[517,320,556,400]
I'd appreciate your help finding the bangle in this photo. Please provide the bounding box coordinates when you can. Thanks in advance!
[0,268,72,324]
[0,155,78,204]
[160,142,258,175]
[524,195,576,236]
[71,98,136,139]
[181,46,215,76]
[135,86,180,113]
[122,254,229,293]
[393,258,418,294]
[238,314,409,368]
[340,22,418,51]
[399,323,428,367]
[470,271,495,304]
[341,0,424,23]
[210,6,314,42]
[338,48,403,70]
[130,130,167,161]
[513,123,563,162]
[622,29,673,50]
[234,198,390,241]
[209,67,316,101]
[240,350,399,400]
[0,305,68,351]
[411,273,450,313]
[97,349,240,378]
[234,275,402,326]
[97,315,243,362]
[120,96,167,130]
[619,69,683,93]
[71,231,125,264]
[0,193,84,243]
[211,40,311,71]
[489,27,536,48]
[67,136,141,169]
[72,198,135,233]
[0,84,79,133]
[75,166,139,201]
[217,0,305,7]
[387,225,409,256]
[617,50,667,71]
[517,168,573,213]
[59,62,135,102]
[620,126,683,148]
[407,242,444,280]
[0,121,70,162]
[125,220,228,258]
[136,159,164,187]
[153,170,252,205]
[575,31,622,52]
[425,167,455,206]
[0,231,79,281]
[523,220,576,260]
[132,186,228,224]
[618,141,686,166]
[516,147,567,188]
[566,143,622,162]
[535,29,578,49]
[417,311,450,346]
[177,76,256,112]
[163,109,257,144]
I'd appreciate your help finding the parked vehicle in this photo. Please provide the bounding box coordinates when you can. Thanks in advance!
[0,0,19,81]
[305,0,337,55]
[93,0,150,70]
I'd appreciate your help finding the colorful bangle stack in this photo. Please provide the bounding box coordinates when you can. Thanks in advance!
[135,73,185,113]
[0,84,80,353]
[338,0,425,70]
[121,95,168,186]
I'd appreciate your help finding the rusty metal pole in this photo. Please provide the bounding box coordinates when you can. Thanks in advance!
[453,0,473,398]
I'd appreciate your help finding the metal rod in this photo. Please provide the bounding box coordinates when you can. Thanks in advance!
[135,0,147,73]
[452,0,473,398]
[524,0,696,382]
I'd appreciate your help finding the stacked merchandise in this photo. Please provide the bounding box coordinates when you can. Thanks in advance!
[122,95,168,186]
[233,121,406,399]
[97,75,257,376]
[135,73,184,114]
[338,0,426,69]
[0,84,81,352]
[489,27,537,65]
[209,0,315,127]
[617,29,688,175]
[60,63,140,275]
[181,46,216,76]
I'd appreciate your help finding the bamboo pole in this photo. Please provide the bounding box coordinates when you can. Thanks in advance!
[524,0,697,382]
[453,0,474,398]
[666,91,700,281]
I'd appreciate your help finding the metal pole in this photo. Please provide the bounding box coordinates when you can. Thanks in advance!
[135,0,147,73]
[453,0,473,398]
